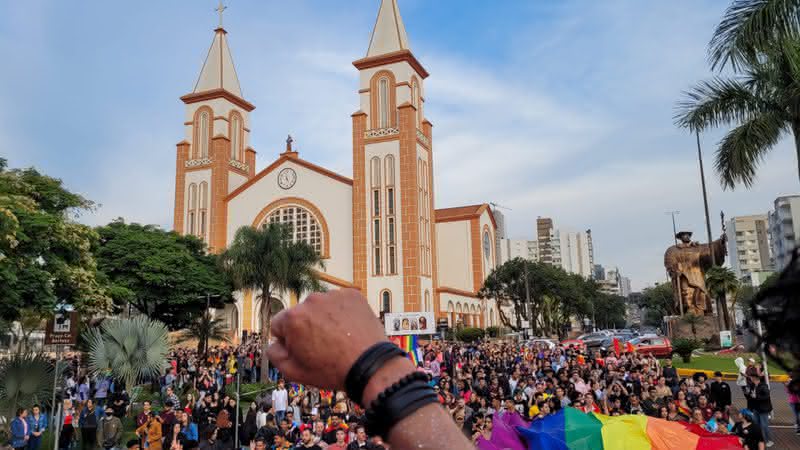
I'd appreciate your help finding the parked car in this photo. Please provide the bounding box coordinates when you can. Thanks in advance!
[629,336,673,358]
[577,332,608,350]
[598,333,636,352]
[527,338,557,351]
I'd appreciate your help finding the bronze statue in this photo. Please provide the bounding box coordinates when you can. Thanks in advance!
[664,231,727,316]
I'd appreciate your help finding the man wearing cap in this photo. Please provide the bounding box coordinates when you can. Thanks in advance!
[97,407,122,450]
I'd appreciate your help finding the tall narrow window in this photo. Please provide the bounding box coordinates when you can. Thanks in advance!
[230,115,241,160]
[424,291,430,312]
[199,182,208,238]
[373,219,381,245]
[187,183,197,235]
[373,190,380,217]
[381,291,391,313]
[387,188,394,215]
[388,246,396,275]
[384,155,395,185]
[388,218,395,244]
[371,157,381,187]
[411,78,421,127]
[378,77,389,128]
[199,111,210,158]
[374,247,382,275]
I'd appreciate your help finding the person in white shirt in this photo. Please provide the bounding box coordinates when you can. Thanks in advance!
[271,379,288,424]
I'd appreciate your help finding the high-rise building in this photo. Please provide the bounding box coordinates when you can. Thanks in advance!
[493,207,507,266]
[769,195,800,272]
[597,267,631,298]
[593,264,605,281]
[537,217,554,264]
[552,229,594,278]
[497,238,538,264]
[726,214,773,279]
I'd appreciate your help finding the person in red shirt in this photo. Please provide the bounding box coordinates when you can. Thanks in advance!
[327,429,348,450]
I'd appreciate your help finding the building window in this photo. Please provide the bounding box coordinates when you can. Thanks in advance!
[378,77,389,128]
[388,246,396,275]
[381,290,391,313]
[266,205,323,254]
[199,182,208,239]
[374,247,382,275]
[373,190,381,217]
[388,218,395,244]
[187,183,198,235]
[387,188,394,215]
[197,110,210,158]
[385,155,395,185]
[230,113,242,161]
[424,290,430,312]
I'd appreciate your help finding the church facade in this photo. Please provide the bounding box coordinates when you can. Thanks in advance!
[172,0,499,336]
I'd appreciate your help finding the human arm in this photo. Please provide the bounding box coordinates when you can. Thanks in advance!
[266,289,474,450]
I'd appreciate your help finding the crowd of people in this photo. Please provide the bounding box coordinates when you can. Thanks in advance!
[7,333,787,450]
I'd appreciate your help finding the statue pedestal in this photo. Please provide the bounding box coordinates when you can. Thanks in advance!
[665,315,721,346]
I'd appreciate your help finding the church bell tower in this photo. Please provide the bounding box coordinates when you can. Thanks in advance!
[173,10,256,253]
[352,0,437,316]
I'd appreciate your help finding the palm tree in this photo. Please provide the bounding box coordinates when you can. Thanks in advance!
[708,0,800,71]
[676,39,800,188]
[682,313,704,339]
[0,353,58,427]
[706,266,740,329]
[84,316,170,393]
[219,222,323,383]
[284,240,325,303]
[178,311,231,355]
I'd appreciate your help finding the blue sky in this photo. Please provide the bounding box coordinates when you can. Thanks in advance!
[2,0,798,290]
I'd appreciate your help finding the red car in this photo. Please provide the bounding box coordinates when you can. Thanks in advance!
[629,336,673,358]
[560,339,585,352]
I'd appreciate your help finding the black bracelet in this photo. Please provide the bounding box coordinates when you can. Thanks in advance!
[345,342,407,406]
[365,371,438,439]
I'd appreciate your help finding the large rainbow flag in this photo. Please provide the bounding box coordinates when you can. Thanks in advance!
[389,335,422,367]
[477,409,741,450]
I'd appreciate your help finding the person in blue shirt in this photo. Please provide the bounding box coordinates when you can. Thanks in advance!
[10,408,30,450]
[178,411,198,442]
[26,404,47,450]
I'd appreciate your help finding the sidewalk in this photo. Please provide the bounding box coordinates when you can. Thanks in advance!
[729,381,799,449]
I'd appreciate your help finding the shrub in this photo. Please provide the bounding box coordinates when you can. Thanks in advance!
[225,382,274,404]
[672,338,702,363]
[485,326,501,338]
[456,327,485,343]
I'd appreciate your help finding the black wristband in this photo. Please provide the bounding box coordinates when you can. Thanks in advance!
[365,371,438,439]
[345,342,407,406]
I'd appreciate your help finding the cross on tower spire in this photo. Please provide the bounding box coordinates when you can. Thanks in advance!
[215,0,227,29]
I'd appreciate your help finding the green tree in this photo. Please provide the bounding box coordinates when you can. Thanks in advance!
[479,258,592,338]
[219,223,322,383]
[0,158,111,320]
[637,283,676,327]
[178,311,231,355]
[94,220,233,329]
[706,266,739,329]
[591,294,628,330]
[708,0,800,71]
[84,316,170,393]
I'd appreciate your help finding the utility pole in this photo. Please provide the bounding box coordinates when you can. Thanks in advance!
[665,211,680,245]
[696,131,723,330]
[523,261,531,339]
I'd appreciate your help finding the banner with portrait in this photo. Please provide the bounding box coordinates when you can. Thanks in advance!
[384,312,435,336]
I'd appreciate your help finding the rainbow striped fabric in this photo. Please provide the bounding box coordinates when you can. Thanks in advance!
[477,409,741,450]
[390,335,422,367]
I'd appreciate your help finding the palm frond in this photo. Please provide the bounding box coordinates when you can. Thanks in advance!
[85,316,170,390]
[709,0,800,71]
[675,77,766,131]
[0,353,58,422]
[715,111,787,189]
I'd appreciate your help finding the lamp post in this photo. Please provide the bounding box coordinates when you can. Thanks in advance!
[665,211,680,245]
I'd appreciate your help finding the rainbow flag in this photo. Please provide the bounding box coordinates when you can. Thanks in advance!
[477,409,741,450]
[390,335,422,367]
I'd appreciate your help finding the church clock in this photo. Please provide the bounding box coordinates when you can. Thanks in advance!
[278,168,297,189]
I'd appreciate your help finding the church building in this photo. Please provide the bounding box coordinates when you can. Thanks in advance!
[172,0,499,336]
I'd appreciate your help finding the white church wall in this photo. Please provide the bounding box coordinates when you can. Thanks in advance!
[435,220,473,292]
[226,159,353,284]
[228,171,247,192]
